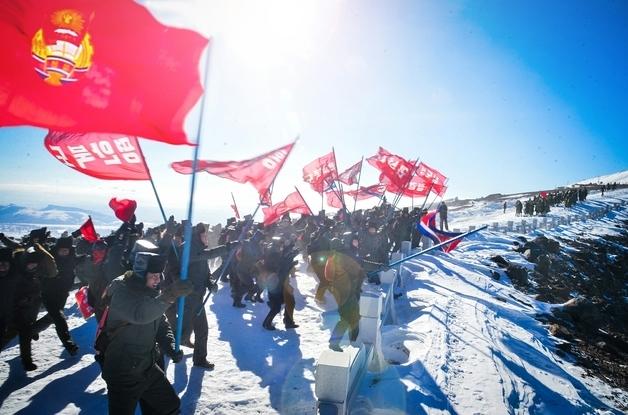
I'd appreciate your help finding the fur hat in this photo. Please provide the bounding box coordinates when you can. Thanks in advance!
[0,247,13,263]
[133,252,165,279]
[56,237,73,250]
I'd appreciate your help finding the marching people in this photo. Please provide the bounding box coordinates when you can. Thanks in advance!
[101,252,193,414]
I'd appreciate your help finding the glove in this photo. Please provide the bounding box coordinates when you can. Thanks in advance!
[170,349,184,363]
[207,279,218,294]
[159,280,194,304]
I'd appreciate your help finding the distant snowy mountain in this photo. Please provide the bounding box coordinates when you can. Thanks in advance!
[0,203,116,225]
[573,169,628,185]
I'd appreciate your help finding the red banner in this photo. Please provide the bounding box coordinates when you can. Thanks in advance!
[345,184,387,201]
[109,198,137,222]
[171,141,296,205]
[380,173,431,197]
[338,160,362,186]
[366,147,414,188]
[416,162,448,197]
[302,151,338,193]
[44,132,150,180]
[0,0,208,145]
[262,191,312,226]
[325,191,344,209]
[78,216,98,242]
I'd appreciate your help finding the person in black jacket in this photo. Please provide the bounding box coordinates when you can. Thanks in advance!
[102,252,192,415]
[0,247,19,349]
[35,236,78,355]
[259,239,300,330]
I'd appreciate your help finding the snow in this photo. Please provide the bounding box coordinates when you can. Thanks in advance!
[572,169,628,186]
[1,189,627,414]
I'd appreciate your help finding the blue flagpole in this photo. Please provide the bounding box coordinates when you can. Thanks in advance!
[175,42,212,353]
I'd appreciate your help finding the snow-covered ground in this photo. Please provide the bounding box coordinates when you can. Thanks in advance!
[1,189,627,414]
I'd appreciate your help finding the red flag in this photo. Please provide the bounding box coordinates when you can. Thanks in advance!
[380,173,431,197]
[0,1,208,145]
[302,151,338,193]
[171,141,295,205]
[345,184,387,201]
[78,216,98,242]
[366,147,414,188]
[262,191,313,226]
[44,131,150,180]
[338,160,362,186]
[416,162,448,194]
[325,191,344,209]
[109,198,136,222]
[418,211,462,253]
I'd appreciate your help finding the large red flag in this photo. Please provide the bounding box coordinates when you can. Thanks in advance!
[109,198,137,222]
[44,131,150,180]
[415,162,448,197]
[338,160,362,186]
[366,147,414,188]
[302,151,338,193]
[325,191,344,209]
[0,0,208,145]
[345,184,387,201]
[171,141,296,204]
[262,191,313,226]
[380,173,431,197]
[77,216,98,242]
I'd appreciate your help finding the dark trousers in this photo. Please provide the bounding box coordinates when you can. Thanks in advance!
[35,291,71,344]
[107,364,180,415]
[329,299,360,346]
[181,294,208,364]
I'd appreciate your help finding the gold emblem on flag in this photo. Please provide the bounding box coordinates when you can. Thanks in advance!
[31,9,94,86]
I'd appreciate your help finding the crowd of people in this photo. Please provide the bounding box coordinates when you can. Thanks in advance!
[1,181,616,413]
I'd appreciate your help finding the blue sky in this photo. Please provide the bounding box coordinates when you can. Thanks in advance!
[1,0,626,224]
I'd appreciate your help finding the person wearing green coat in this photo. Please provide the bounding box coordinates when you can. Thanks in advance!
[102,252,192,415]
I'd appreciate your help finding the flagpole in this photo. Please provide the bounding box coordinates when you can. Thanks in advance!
[419,182,435,211]
[294,186,314,216]
[352,156,364,214]
[230,192,240,219]
[175,42,212,353]
[137,140,168,223]
[196,138,298,314]
[331,147,349,218]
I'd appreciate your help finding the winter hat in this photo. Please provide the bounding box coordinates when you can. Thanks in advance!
[133,252,166,279]
[29,227,48,242]
[24,246,42,265]
[56,237,73,249]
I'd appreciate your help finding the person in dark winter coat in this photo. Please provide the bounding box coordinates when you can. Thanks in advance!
[178,223,232,369]
[0,247,19,349]
[437,201,449,231]
[259,239,300,330]
[307,227,332,304]
[325,239,365,351]
[35,236,78,355]
[102,252,192,415]
[76,239,109,322]
[13,244,57,370]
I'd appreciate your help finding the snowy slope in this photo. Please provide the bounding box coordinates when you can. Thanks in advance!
[1,190,627,414]
[572,169,628,185]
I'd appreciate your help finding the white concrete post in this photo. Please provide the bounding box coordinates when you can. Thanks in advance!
[358,294,386,372]
[542,217,548,229]
[531,218,538,230]
[400,241,411,256]
[468,225,476,232]
[507,221,514,232]
[521,220,527,233]
[492,222,499,231]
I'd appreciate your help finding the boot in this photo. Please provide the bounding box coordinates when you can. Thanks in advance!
[283,318,299,329]
[262,314,276,331]
[193,359,215,370]
[232,300,246,308]
[22,359,37,371]
[63,340,79,356]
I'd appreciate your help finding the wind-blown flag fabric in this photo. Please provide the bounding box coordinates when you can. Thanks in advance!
[338,160,362,186]
[345,184,386,201]
[416,162,448,196]
[325,191,344,209]
[366,147,414,188]
[302,151,338,193]
[380,173,431,197]
[171,141,295,205]
[109,198,137,222]
[76,216,97,242]
[44,131,150,180]
[0,0,208,145]
[262,191,312,226]
[417,211,463,253]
